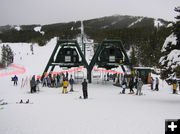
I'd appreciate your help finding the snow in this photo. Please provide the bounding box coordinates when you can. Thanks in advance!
[0,38,180,134]
[34,26,45,35]
[166,49,180,69]
[160,33,179,69]
[154,19,164,28]
[128,18,143,28]
[14,26,21,31]
[167,23,173,28]
[161,33,177,52]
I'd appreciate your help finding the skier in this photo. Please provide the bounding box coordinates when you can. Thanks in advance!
[13,75,18,86]
[172,80,178,94]
[62,78,69,94]
[82,79,88,99]
[129,78,134,94]
[154,77,159,91]
[30,75,36,93]
[69,75,74,92]
[150,77,154,90]
[136,78,143,95]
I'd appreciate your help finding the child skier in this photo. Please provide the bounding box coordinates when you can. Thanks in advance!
[62,78,69,94]
[172,81,178,94]
[136,78,143,95]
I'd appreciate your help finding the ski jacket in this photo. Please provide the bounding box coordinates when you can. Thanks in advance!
[82,81,87,90]
[69,78,74,85]
[30,79,36,87]
[63,81,69,87]
[173,83,177,90]
[137,80,143,90]
[14,76,18,81]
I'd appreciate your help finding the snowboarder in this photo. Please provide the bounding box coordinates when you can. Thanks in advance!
[172,80,178,94]
[62,78,69,93]
[150,77,154,90]
[13,75,18,86]
[136,78,143,95]
[69,75,74,92]
[82,79,88,99]
[154,77,159,91]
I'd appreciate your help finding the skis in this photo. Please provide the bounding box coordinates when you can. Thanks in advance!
[16,99,33,104]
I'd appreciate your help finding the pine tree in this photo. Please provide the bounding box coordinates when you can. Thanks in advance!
[159,7,180,80]
[129,46,138,66]
[0,44,14,68]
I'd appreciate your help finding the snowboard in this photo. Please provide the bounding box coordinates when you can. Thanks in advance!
[128,92,135,94]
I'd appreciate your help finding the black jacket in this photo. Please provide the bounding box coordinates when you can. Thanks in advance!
[82,81,87,90]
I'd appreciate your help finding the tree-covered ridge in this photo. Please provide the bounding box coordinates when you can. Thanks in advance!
[0,15,173,67]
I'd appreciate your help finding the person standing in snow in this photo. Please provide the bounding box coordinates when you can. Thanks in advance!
[121,80,127,94]
[129,78,134,94]
[150,77,154,90]
[69,75,74,92]
[62,78,69,94]
[30,75,36,93]
[136,78,143,95]
[42,76,47,87]
[172,80,178,94]
[154,77,159,91]
[13,75,18,86]
[47,76,51,87]
[134,77,138,89]
[36,78,40,92]
[82,79,88,99]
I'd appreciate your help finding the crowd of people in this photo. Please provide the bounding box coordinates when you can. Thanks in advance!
[120,76,144,95]
[11,72,180,99]
[28,72,88,99]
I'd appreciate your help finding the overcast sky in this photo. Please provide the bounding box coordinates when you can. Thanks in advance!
[0,0,179,26]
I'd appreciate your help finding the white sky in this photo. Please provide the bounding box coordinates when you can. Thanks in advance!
[0,0,179,26]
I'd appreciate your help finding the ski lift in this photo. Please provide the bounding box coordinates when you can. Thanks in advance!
[55,47,80,67]
[97,46,124,69]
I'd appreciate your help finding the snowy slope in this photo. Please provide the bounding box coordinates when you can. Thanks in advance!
[0,38,180,134]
